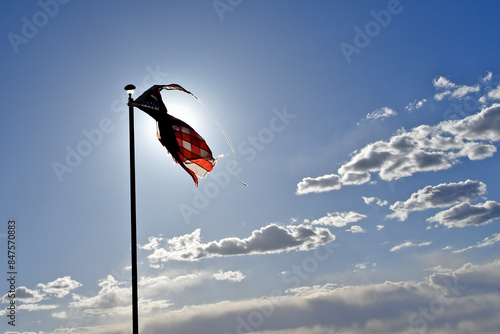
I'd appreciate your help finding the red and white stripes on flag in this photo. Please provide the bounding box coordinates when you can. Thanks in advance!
[131,84,216,186]
[158,115,216,185]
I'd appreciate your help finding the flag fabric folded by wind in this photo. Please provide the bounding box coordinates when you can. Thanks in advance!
[131,84,216,186]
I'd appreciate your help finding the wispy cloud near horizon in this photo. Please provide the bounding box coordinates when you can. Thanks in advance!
[390,241,432,252]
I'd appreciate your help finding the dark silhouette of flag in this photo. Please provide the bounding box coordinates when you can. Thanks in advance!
[131,85,216,186]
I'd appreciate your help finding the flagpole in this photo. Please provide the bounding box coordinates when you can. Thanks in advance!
[125,84,139,334]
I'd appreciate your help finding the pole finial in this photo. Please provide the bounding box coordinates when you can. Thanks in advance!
[125,84,136,97]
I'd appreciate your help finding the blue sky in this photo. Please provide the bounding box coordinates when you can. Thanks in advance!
[2,1,500,333]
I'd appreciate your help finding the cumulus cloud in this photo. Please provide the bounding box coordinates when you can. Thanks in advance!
[487,84,500,100]
[429,260,500,296]
[37,276,82,298]
[376,225,385,231]
[345,225,365,233]
[427,201,500,228]
[52,311,67,318]
[69,274,172,318]
[352,262,376,272]
[338,112,498,182]
[139,236,164,250]
[2,286,44,304]
[70,275,130,312]
[211,270,245,282]
[338,171,371,185]
[363,196,388,207]
[387,180,487,221]
[146,224,335,264]
[296,174,342,195]
[365,107,397,120]
[441,103,500,141]
[296,101,500,195]
[433,76,480,100]
[453,233,500,253]
[0,283,74,316]
[433,76,456,90]
[309,211,366,227]
[390,241,431,252]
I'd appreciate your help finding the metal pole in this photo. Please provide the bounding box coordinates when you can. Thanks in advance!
[127,87,139,334]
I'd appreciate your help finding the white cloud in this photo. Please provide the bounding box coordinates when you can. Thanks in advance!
[354,262,368,270]
[136,260,500,334]
[309,211,366,227]
[405,98,427,111]
[0,302,59,315]
[387,180,487,221]
[486,84,500,100]
[296,99,500,196]
[2,286,44,304]
[353,262,375,272]
[433,76,456,89]
[70,275,130,314]
[346,225,365,233]
[425,264,453,272]
[138,299,173,314]
[69,274,173,319]
[427,200,500,228]
[441,103,500,141]
[339,171,371,185]
[139,272,204,294]
[365,107,397,120]
[453,233,500,253]
[376,225,385,231]
[139,236,164,250]
[451,85,481,99]
[438,111,499,149]
[211,270,245,282]
[363,196,388,207]
[483,71,493,82]
[429,260,500,296]
[37,276,82,298]
[52,311,67,318]
[34,260,500,334]
[390,241,431,252]
[433,76,480,100]
[18,303,59,312]
[146,223,335,263]
[296,174,341,195]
